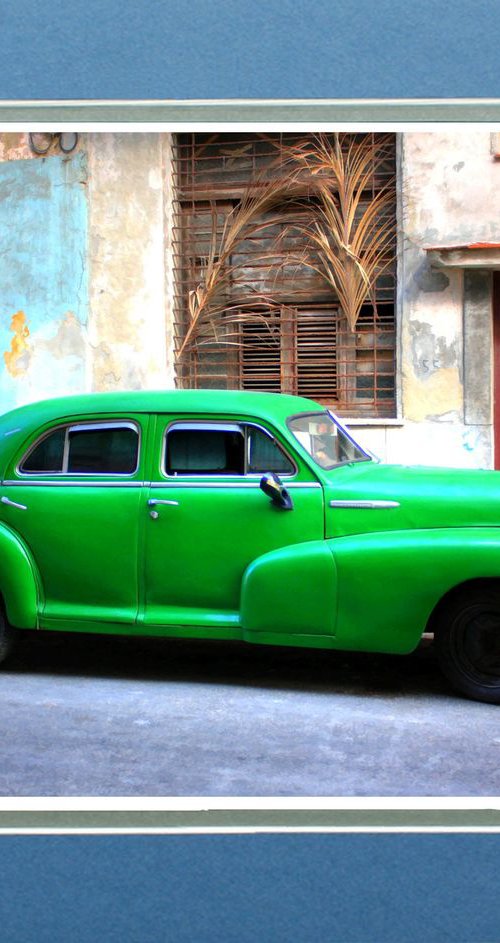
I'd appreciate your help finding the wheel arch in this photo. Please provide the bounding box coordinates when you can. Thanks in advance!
[426,577,500,635]
[0,523,40,629]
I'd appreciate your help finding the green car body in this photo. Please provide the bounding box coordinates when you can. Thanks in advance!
[1,388,500,702]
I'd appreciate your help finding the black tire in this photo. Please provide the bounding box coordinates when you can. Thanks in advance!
[434,585,500,704]
[0,607,16,665]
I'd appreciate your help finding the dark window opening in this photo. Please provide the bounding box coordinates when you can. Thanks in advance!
[166,428,245,475]
[67,427,138,474]
[164,423,295,476]
[247,426,295,474]
[20,423,139,476]
[20,427,66,473]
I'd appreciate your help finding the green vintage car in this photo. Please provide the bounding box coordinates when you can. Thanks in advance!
[0,388,500,703]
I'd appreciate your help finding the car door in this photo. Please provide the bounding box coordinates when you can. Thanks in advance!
[2,414,149,625]
[141,415,325,631]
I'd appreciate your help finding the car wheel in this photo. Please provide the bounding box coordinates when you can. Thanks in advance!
[0,606,16,665]
[434,586,500,704]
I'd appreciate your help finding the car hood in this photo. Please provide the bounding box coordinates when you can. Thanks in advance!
[323,461,500,538]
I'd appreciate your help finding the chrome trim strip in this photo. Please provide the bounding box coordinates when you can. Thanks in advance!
[1,496,28,510]
[2,478,321,490]
[2,480,146,488]
[69,421,138,434]
[149,481,321,490]
[329,499,400,509]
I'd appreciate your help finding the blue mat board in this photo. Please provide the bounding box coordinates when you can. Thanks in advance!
[1,834,499,943]
[0,0,499,101]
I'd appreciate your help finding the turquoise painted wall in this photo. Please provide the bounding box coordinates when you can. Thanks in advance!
[0,152,89,414]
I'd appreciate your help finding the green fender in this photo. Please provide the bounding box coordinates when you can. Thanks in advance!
[240,528,500,655]
[0,523,40,628]
[331,527,500,655]
[241,540,337,640]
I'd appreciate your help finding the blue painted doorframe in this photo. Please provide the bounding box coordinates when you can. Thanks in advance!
[0,151,89,414]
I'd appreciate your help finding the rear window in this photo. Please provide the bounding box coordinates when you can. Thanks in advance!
[20,426,66,473]
[19,422,139,475]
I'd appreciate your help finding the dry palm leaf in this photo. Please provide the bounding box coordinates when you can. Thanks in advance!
[177,133,395,369]
[285,134,396,330]
[176,174,306,363]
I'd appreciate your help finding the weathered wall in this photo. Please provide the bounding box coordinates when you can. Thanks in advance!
[1,130,499,470]
[0,147,89,413]
[0,132,172,415]
[87,133,171,392]
[360,131,500,468]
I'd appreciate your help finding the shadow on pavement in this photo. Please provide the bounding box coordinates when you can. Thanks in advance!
[3,629,449,700]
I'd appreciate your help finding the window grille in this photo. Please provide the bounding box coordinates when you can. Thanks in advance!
[172,133,396,418]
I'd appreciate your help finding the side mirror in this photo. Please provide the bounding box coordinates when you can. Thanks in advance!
[259,472,294,511]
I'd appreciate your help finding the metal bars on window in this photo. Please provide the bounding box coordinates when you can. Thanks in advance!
[172,133,396,418]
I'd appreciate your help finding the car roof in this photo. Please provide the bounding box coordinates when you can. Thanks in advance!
[0,389,325,429]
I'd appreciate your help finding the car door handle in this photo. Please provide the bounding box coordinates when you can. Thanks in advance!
[147,499,180,507]
[1,496,28,510]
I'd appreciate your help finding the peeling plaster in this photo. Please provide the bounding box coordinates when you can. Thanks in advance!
[87,133,168,392]
[405,318,462,422]
[36,311,87,361]
[0,153,89,412]
[4,311,30,377]
[403,132,500,247]
[413,263,449,293]
[404,366,463,423]
[0,133,32,163]
[410,320,460,379]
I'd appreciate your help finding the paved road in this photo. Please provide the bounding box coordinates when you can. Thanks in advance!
[0,630,499,795]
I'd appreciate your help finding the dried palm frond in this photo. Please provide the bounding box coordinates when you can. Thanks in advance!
[284,134,396,330]
[176,133,396,372]
[176,174,307,364]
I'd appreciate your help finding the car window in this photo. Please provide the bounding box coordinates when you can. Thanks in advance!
[20,426,66,473]
[287,411,371,469]
[67,425,138,474]
[19,422,139,475]
[246,426,295,474]
[164,422,295,477]
[165,423,245,475]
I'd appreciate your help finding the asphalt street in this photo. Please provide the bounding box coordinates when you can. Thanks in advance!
[0,630,499,795]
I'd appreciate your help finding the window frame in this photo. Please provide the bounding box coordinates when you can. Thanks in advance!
[17,420,141,478]
[160,419,298,480]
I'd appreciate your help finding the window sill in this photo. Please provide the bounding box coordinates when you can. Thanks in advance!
[344,418,404,427]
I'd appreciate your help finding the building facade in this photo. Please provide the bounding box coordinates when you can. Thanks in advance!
[1,130,499,469]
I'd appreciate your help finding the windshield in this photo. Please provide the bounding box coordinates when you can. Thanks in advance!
[287,411,372,470]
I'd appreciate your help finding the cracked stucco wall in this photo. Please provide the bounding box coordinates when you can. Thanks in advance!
[0,143,89,412]
[360,130,500,469]
[87,132,171,392]
[0,132,172,414]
